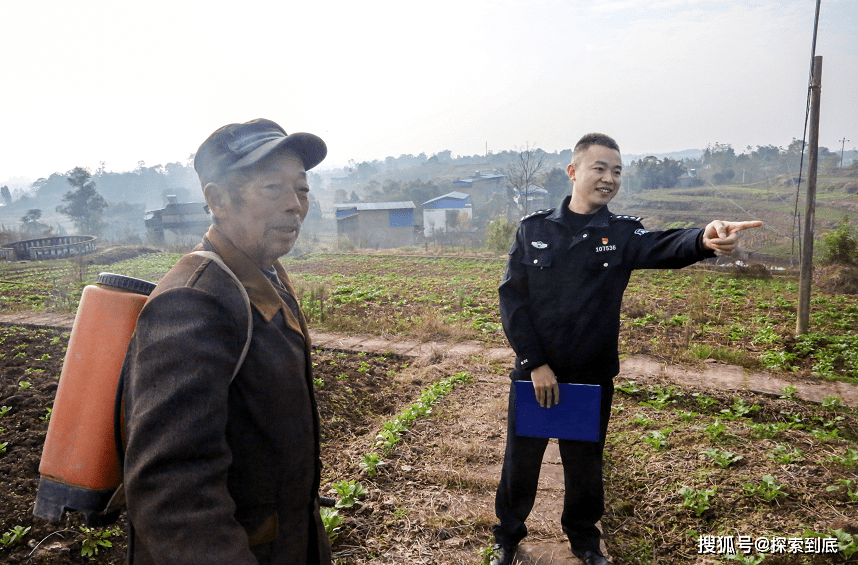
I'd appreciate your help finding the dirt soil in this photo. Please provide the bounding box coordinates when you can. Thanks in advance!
[2,325,857,564]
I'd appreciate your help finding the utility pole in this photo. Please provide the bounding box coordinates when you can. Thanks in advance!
[839,137,850,168]
[796,56,823,336]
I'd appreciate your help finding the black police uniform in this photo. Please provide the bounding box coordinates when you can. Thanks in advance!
[493,195,715,553]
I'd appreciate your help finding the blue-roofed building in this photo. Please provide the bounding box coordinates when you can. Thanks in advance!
[334,201,416,248]
[422,192,472,237]
[451,171,506,208]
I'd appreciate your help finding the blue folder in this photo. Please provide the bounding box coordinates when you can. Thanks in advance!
[514,382,601,442]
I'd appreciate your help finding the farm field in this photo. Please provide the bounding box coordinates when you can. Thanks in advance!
[0,250,856,563]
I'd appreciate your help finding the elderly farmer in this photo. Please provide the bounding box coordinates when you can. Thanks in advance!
[491,133,761,565]
[120,119,331,564]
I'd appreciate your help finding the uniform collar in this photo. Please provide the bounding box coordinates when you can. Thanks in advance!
[200,226,305,335]
[547,195,613,228]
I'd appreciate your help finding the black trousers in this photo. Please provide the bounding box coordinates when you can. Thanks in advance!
[493,378,614,553]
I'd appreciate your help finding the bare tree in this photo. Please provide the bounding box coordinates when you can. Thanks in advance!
[505,143,546,217]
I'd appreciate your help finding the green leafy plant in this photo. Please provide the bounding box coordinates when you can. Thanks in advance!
[643,428,671,451]
[79,526,113,557]
[336,373,348,380]
[693,393,718,410]
[332,479,367,509]
[633,413,653,426]
[0,442,7,454]
[701,448,743,468]
[478,539,500,565]
[616,380,640,394]
[832,528,857,559]
[825,479,858,502]
[18,381,31,389]
[319,507,343,541]
[0,525,30,547]
[640,386,678,410]
[39,407,52,421]
[767,444,803,464]
[375,429,402,456]
[313,377,324,388]
[678,486,716,516]
[821,395,846,410]
[779,385,798,399]
[704,419,728,440]
[743,475,787,502]
[0,406,10,417]
[827,447,858,468]
[360,453,382,476]
[39,352,50,360]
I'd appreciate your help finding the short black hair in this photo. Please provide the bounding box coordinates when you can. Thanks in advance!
[572,133,621,166]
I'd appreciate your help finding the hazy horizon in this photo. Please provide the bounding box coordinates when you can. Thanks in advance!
[1,1,855,185]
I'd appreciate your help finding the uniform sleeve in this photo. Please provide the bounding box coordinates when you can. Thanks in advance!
[498,228,547,372]
[626,226,716,270]
[121,287,257,565]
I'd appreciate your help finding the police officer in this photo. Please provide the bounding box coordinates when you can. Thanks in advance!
[491,133,761,565]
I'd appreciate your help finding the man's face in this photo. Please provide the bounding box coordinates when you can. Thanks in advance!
[214,154,310,268]
[566,144,623,214]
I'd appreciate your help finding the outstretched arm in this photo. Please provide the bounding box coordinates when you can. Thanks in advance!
[702,220,763,255]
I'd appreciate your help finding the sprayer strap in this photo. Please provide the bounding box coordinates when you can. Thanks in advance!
[191,251,253,383]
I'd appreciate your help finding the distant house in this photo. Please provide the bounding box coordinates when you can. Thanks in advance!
[452,171,506,208]
[514,185,550,211]
[422,191,472,237]
[144,196,211,246]
[334,201,416,248]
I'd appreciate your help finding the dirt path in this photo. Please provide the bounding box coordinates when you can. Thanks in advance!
[0,312,855,408]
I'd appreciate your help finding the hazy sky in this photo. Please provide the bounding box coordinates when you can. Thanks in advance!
[1,0,855,184]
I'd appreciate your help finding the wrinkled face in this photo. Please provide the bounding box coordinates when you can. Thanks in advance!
[566,145,623,214]
[210,154,309,268]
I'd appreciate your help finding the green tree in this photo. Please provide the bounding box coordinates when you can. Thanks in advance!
[539,168,570,206]
[821,216,858,265]
[1,185,10,204]
[485,216,518,255]
[20,209,52,236]
[56,167,108,236]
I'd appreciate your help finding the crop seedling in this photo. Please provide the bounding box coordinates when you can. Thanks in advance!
[821,395,846,410]
[79,526,113,557]
[0,406,10,417]
[615,380,640,394]
[678,486,715,517]
[743,475,787,502]
[831,529,857,559]
[779,385,798,399]
[375,429,401,456]
[701,448,743,468]
[704,419,729,441]
[478,539,500,565]
[643,428,671,451]
[0,525,30,547]
[337,373,349,380]
[360,453,382,476]
[320,507,342,541]
[826,479,858,502]
[634,413,653,426]
[313,377,324,388]
[331,479,367,508]
[639,386,678,410]
[679,410,700,422]
[18,381,31,389]
[40,407,52,421]
[767,444,803,464]
[827,447,858,468]
[730,398,760,418]
[693,393,718,410]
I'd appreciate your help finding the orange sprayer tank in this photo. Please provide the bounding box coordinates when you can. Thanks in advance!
[34,273,156,526]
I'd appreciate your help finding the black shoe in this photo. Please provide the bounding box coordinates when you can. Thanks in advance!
[571,548,608,565]
[490,544,517,565]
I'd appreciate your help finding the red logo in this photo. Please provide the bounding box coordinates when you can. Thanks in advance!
[602,238,609,245]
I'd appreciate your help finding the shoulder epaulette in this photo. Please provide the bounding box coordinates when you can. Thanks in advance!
[611,214,642,222]
[520,208,554,222]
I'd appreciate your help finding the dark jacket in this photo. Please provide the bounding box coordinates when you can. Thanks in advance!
[120,226,332,565]
[500,196,715,382]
